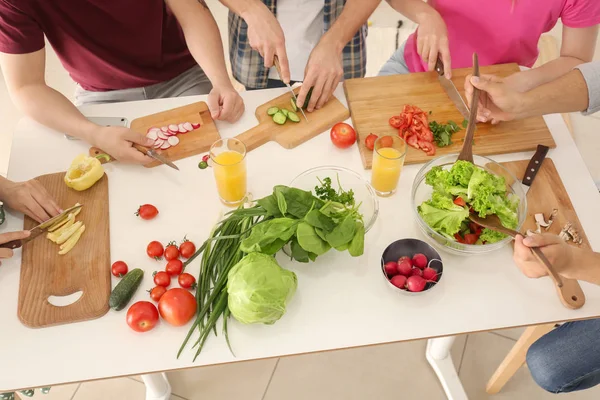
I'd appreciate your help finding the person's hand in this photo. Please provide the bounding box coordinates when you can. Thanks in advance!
[297,38,343,112]
[91,126,154,164]
[416,10,450,77]
[1,179,61,223]
[208,85,245,123]
[244,3,290,83]
[513,234,574,279]
[465,74,526,123]
[0,230,30,265]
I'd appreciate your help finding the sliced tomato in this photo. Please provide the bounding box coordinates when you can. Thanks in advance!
[464,233,479,245]
[453,197,467,207]
[407,134,419,149]
[454,233,466,244]
[418,140,436,155]
[389,116,403,129]
[365,133,378,151]
[469,222,483,235]
[405,113,413,127]
[416,128,434,142]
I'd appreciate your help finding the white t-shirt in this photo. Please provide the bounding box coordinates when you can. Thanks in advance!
[267,0,324,82]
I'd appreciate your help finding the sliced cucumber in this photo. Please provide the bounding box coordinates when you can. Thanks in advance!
[267,107,280,116]
[272,112,287,125]
[280,109,289,118]
[290,98,298,112]
[287,111,300,123]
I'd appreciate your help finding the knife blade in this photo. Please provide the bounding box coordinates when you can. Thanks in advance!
[435,57,470,120]
[0,204,83,250]
[521,145,549,194]
[133,144,179,171]
[273,56,309,123]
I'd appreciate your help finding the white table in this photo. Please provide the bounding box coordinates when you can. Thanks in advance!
[1,86,600,400]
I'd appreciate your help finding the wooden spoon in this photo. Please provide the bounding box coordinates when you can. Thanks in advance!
[457,53,480,163]
[469,213,585,310]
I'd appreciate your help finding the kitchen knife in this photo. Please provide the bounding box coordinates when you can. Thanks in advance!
[521,145,550,194]
[273,56,309,123]
[0,204,83,250]
[435,57,470,120]
[132,144,180,171]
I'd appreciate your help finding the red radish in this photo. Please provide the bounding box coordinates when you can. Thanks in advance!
[191,123,201,129]
[423,267,439,282]
[398,256,412,267]
[390,275,407,289]
[146,130,158,140]
[384,261,398,276]
[160,126,169,133]
[157,131,169,140]
[167,136,179,146]
[160,142,171,150]
[178,123,187,133]
[147,127,160,134]
[168,124,179,132]
[397,260,413,277]
[153,139,165,149]
[406,275,427,292]
[183,122,193,131]
[412,253,428,269]
[410,268,423,277]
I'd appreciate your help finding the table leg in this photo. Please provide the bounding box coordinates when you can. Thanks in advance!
[426,336,468,400]
[140,373,172,400]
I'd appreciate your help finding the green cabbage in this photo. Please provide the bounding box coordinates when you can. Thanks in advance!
[227,253,297,325]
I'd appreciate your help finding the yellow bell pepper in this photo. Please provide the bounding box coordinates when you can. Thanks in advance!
[64,154,104,191]
[59,224,86,255]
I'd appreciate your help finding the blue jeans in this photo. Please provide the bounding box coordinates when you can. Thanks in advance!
[378,42,410,76]
[527,319,600,393]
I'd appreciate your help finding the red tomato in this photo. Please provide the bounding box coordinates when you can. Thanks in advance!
[149,286,167,302]
[136,204,158,220]
[406,134,419,149]
[178,273,197,289]
[153,271,171,287]
[111,261,128,278]
[330,122,357,149]
[158,288,197,327]
[164,243,179,261]
[165,259,183,276]
[454,233,466,244]
[418,140,436,156]
[365,133,378,151]
[469,222,483,235]
[389,116,403,129]
[464,233,479,245]
[179,240,196,259]
[378,136,394,148]
[453,197,467,207]
[147,241,164,259]
[416,128,434,142]
[126,301,159,332]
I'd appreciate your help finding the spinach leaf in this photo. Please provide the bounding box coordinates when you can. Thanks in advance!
[304,209,335,232]
[261,238,287,256]
[274,186,323,219]
[308,252,318,262]
[296,222,331,256]
[276,190,287,216]
[325,215,357,248]
[348,221,365,257]
[240,218,297,253]
[291,239,310,263]
[257,195,282,217]
[315,227,327,241]
[334,242,349,251]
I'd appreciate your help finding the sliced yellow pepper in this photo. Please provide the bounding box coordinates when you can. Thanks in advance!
[47,215,75,242]
[48,205,81,232]
[64,155,104,191]
[59,224,85,255]
[55,221,83,245]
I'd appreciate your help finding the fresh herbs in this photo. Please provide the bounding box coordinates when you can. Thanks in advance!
[429,120,461,147]
[314,175,355,206]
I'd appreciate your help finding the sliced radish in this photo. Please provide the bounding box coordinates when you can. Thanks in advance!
[146,130,158,140]
[168,124,179,132]
[178,123,187,133]
[147,127,160,133]
[166,129,177,136]
[157,131,169,140]
[191,123,201,129]
[160,142,171,150]
[153,139,165,149]
[167,136,180,146]
[183,122,193,131]
[160,126,169,133]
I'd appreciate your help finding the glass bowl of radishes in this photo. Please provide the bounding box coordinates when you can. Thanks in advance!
[381,239,443,294]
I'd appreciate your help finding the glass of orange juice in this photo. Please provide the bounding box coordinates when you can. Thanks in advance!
[210,138,247,206]
[371,135,407,197]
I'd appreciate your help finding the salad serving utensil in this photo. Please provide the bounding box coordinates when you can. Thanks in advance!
[457,53,480,163]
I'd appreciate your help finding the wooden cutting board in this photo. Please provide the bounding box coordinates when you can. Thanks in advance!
[89,101,219,168]
[235,87,350,151]
[344,63,557,169]
[19,173,111,328]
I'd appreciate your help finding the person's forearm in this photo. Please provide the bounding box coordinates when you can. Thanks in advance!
[569,250,600,286]
[321,0,380,53]
[219,0,264,19]
[510,56,588,92]
[385,0,439,25]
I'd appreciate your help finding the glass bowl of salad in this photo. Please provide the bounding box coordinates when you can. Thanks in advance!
[411,154,527,255]
[290,166,379,233]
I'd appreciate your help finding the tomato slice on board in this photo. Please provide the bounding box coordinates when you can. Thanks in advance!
[453,197,467,207]
[407,134,419,149]
[416,128,434,142]
[365,133,378,151]
[464,233,479,245]
[389,116,403,129]
[418,140,436,155]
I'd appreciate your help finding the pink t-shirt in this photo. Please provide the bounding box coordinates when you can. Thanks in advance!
[404,0,600,72]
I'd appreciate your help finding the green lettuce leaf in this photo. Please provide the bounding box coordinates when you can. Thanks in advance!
[417,202,469,237]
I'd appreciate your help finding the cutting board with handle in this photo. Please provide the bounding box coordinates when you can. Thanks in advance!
[344,63,556,169]
[19,172,111,328]
[89,101,219,167]
[235,87,350,151]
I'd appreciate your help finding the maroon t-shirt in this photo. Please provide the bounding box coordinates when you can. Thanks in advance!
[0,0,197,91]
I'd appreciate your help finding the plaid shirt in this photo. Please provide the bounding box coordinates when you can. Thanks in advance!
[228,0,367,89]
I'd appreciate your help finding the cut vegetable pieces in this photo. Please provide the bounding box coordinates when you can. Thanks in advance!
[55,221,83,245]
[290,98,298,112]
[48,205,81,232]
[287,111,300,123]
[160,142,171,150]
[281,109,289,118]
[273,112,287,125]
[178,123,187,133]
[183,122,193,131]
[168,124,179,132]
[58,224,85,255]
[147,130,158,140]
[192,123,201,129]
[267,107,280,116]
[47,215,75,242]
[160,126,169,133]
[167,136,180,146]
[157,131,169,140]
[154,139,165,149]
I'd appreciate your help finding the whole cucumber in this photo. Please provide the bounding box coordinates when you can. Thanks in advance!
[109,268,144,311]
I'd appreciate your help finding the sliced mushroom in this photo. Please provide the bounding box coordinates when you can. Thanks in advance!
[535,213,550,228]
[545,209,558,231]
[559,222,573,242]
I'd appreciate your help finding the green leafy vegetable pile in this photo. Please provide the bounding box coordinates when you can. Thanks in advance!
[429,120,462,147]
[417,160,519,244]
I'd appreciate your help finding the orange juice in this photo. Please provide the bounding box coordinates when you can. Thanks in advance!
[371,147,404,196]
[213,150,247,205]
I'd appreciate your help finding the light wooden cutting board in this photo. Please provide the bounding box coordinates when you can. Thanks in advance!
[19,173,111,328]
[344,63,557,169]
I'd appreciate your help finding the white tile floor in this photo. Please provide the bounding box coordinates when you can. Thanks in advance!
[2,1,600,399]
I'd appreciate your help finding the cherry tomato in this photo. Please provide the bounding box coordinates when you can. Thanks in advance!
[147,241,164,260]
[389,116,403,129]
[164,243,179,261]
[464,233,479,245]
[379,135,394,148]
[126,301,159,333]
[453,197,467,207]
[111,261,128,278]
[149,286,167,302]
[165,259,183,276]
[178,273,197,289]
[158,288,197,327]
[365,133,378,151]
[153,271,171,287]
[330,122,357,149]
[179,240,196,259]
[136,204,158,220]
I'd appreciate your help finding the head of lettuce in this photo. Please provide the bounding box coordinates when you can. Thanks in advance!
[227,252,298,325]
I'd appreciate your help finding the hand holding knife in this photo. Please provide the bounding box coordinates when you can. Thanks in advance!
[435,56,471,120]
[273,56,309,123]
